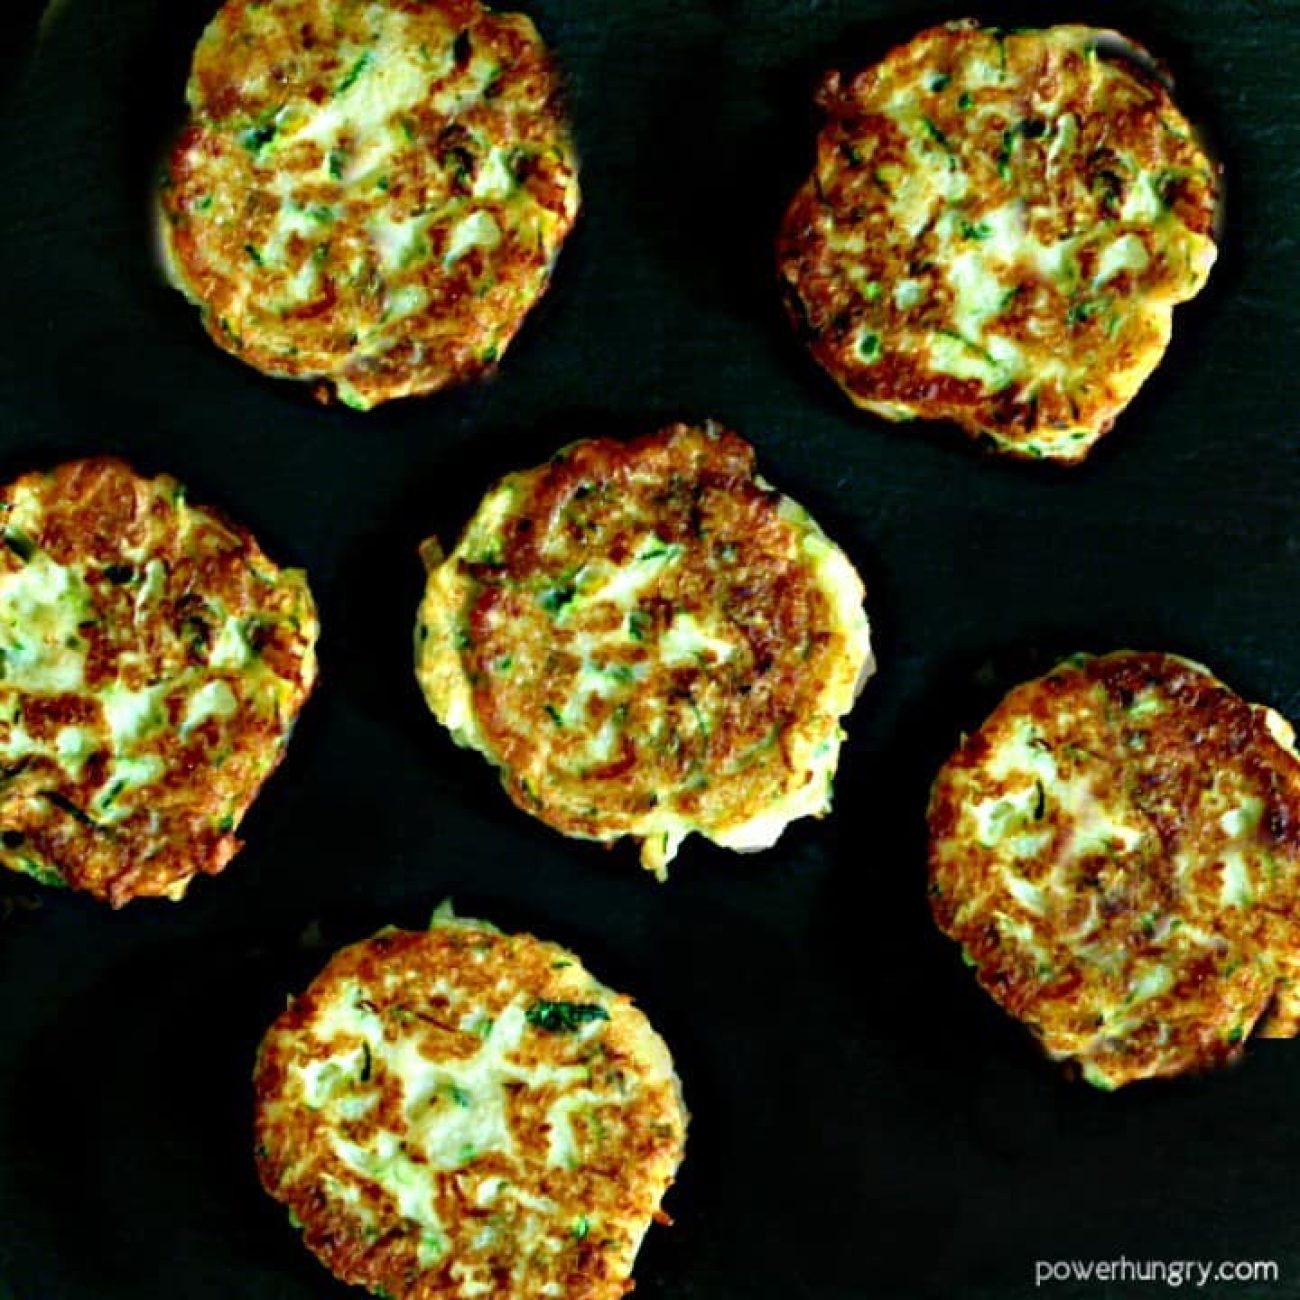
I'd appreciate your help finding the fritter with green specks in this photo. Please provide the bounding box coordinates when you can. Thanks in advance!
[0,458,318,905]
[414,422,874,876]
[254,909,687,1299]
[929,651,1300,1089]
[778,22,1219,462]
[160,0,580,409]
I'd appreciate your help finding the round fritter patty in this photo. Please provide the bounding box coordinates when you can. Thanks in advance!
[928,652,1300,1090]
[159,0,580,410]
[0,458,318,906]
[254,911,687,1299]
[777,22,1219,463]
[414,422,874,876]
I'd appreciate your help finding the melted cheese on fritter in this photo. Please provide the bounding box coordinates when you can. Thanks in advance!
[160,0,580,409]
[255,916,687,1300]
[778,22,1219,462]
[928,652,1300,1089]
[414,423,874,876]
[0,459,318,905]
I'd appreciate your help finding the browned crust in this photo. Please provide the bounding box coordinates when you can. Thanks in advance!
[160,0,580,408]
[0,457,318,905]
[424,423,868,861]
[254,924,687,1299]
[928,652,1300,1087]
[776,22,1219,461]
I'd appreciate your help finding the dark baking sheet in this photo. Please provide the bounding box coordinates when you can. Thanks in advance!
[2,1,1299,1297]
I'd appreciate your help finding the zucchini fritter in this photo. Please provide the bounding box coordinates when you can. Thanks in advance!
[160,0,580,409]
[777,22,1219,462]
[254,911,687,1299]
[929,652,1300,1089]
[415,422,874,876]
[0,459,318,905]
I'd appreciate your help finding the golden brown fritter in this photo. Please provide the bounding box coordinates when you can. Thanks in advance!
[929,652,1300,1089]
[778,22,1219,462]
[0,458,317,905]
[160,0,580,409]
[415,422,874,876]
[254,912,687,1299]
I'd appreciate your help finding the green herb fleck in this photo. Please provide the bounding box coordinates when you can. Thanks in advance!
[929,73,951,92]
[689,698,710,739]
[446,1083,472,1107]
[540,585,576,615]
[401,236,431,268]
[20,859,64,889]
[957,91,974,110]
[244,243,264,266]
[359,1042,372,1082]
[1227,1024,1244,1045]
[997,127,1019,180]
[937,328,997,368]
[1068,298,1106,326]
[1032,780,1045,820]
[573,1216,590,1241]
[217,815,235,833]
[327,150,345,180]
[240,122,277,153]
[3,531,34,563]
[525,1001,610,1034]
[336,51,373,96]
[858,331,882,362]
[920,117,950,150]
[544,704,564,726]
[627,610,650,642]
[960,220,991,241]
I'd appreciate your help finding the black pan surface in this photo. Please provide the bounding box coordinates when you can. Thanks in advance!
[1,1,1299,1297]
